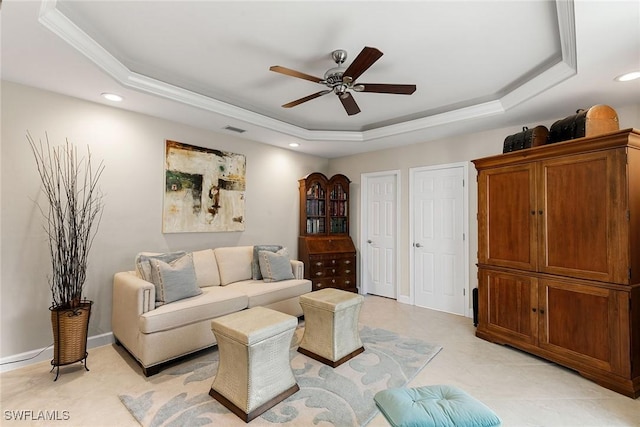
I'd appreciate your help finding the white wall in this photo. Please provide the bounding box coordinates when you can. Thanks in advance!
[330,103,640,308]
[0,81,329,359]
[3,80,638,362]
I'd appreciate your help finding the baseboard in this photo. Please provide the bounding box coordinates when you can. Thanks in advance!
[0,332,114,373]
[398,295,411,305]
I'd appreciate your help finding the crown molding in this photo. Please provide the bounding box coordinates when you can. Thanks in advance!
[38,0,577,143]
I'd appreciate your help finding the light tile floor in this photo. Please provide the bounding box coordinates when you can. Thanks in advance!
[1,295,639,426]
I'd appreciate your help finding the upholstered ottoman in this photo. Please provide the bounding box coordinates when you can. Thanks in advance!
[298,288,365,367]
[209,306,299,422]
[374,385,502,427]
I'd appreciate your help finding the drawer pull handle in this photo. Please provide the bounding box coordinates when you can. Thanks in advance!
[315,272,323,276]
[345,269,351,274]
[345,281,351,285]
[315,262,322,266]
[345,260,351,264]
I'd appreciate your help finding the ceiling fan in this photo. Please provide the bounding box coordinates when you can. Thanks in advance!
[269,47,416,116]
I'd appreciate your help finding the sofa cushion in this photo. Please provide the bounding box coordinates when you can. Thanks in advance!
[226,278,311,308]
[251,244,282,279]
[259,248,295,282]
[135,251,186,281]
[139,286,248,334]
[192,249,220,287]
[149,253,202,306]
[214,246,253,285]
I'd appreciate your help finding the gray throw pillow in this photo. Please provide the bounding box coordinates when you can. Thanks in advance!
[149,253,202,306]
[258,248,294,283]
[252,245,282,279]
[135,251,187,282]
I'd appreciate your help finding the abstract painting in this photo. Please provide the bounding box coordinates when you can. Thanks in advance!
[163,140,246,233]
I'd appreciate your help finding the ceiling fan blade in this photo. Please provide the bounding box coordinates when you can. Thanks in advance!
[356,83,417,95]
[270,66,324,84]
[282,90,331,108]
[343,47,383,81]
[339,92,361,116]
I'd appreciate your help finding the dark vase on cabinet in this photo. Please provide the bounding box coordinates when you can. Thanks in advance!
[473,128,640,398]
[298,173,357,293]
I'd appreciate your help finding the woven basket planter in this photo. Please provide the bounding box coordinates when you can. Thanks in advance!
[50,300,92,380]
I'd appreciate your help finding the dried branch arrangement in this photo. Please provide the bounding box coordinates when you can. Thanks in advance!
[27,132,105,309]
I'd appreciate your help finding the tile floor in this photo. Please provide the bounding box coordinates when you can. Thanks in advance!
[1,295,639,426]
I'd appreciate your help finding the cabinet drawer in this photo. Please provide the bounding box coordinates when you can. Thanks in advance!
[309,255,355,270]
[312,275,356,291]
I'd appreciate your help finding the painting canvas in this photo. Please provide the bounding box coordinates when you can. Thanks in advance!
[163,140,246,233]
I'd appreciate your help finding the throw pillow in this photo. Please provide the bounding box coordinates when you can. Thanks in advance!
[258,248,294,283]
[191,249,221,287]
[135,251,187,282]
[214,246,253,285]
[251,245,282,279]
[149,253,202,306]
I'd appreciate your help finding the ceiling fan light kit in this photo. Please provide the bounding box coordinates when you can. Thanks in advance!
[270,47,416,116]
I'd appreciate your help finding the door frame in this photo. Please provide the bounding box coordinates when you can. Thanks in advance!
[360,170,401,298]
[409,161,470,317]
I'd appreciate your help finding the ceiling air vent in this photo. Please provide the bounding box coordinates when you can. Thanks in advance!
[223,125,246,133]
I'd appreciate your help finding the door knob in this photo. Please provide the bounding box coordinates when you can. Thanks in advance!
[415,243,422,248]
[367,240,372,243]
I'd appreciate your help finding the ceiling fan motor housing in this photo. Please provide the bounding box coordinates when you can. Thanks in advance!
[324,49,348,87]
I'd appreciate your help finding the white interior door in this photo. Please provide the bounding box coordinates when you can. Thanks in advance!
[411,164,466,315]
[362,172,398,299]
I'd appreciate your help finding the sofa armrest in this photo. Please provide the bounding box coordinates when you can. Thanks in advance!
[113,271,155,314]
[112,271,155,347]
[290,259,304,279]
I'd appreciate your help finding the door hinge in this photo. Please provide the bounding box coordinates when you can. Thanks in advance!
[463,288,466,296]
[627,210,631,221]
[463,233,466,241]
[629,268,632,281]
[463,178,465,187]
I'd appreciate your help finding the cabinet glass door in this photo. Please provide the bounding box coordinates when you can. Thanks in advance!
[305,181,325,234]
[328,176,349,235]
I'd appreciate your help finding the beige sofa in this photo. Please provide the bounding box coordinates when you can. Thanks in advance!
[112,246,312,376]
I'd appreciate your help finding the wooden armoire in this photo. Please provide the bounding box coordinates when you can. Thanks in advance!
[298,173,357,293]
[473,128,640,398]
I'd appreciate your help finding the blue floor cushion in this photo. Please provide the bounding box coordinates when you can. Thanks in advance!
[374,385,501,427]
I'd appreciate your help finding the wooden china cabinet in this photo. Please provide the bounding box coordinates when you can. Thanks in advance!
[473,128,640,398]
[298,173,357,293]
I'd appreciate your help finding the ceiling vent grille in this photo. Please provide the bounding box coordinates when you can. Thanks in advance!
[223,125,246,133]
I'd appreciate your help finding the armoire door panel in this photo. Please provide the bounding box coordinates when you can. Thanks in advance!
[538,149,629,283]
[479,268,537,345]
[538,280,616,371]
[478,164,537,271]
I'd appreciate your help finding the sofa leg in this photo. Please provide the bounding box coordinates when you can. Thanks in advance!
[143,365,162,377]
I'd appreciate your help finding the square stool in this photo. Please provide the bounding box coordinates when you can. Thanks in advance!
[374,385,502,427]
[209,306,299,422]
[298,288,365,367]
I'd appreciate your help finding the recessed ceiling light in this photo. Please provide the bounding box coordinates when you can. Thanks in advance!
[614,71,640,82]
[101,93,123,102]
[289,143,300,147]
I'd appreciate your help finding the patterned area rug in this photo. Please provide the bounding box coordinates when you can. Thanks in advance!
[119,326,441,427]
